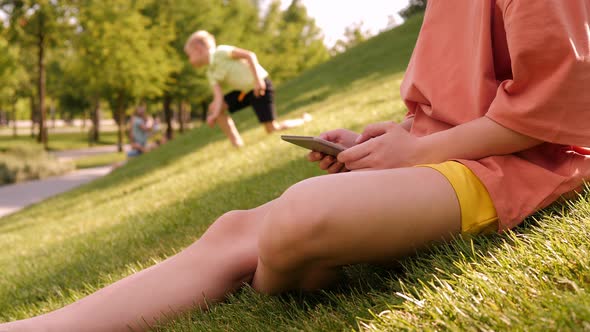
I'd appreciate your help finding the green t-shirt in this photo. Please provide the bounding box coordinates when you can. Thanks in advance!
[206,45,269,92]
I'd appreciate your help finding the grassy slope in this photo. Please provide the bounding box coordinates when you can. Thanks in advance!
[1,15,589,331]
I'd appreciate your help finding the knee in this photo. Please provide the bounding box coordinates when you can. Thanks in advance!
[257,182,329,272]
[202,210,252,242]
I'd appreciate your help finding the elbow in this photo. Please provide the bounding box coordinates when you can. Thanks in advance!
[247,51,258,62]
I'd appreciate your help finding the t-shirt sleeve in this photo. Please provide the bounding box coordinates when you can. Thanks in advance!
[486,0,590,146]
[206,45,235,86]
[206,70,220,87]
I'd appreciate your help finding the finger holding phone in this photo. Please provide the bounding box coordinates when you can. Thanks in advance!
[307,129,360,174]
[337,122,423,171]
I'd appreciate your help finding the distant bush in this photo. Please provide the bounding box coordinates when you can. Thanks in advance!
[399,0,427,20]
[0,145,74,185]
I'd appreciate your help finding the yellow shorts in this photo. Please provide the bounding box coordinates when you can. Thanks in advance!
[419,161,498,235]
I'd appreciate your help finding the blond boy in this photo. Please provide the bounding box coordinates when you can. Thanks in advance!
[184,30,311,147]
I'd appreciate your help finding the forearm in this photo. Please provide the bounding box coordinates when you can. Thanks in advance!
[419,116,543,162]
[245,53,262,82]
[210,85,224,115]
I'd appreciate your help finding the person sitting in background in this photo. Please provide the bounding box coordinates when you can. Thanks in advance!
[127,105,152,157]
[150,116,166,147]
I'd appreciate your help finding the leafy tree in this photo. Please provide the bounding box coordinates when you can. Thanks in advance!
[0,34,27,136]
[258,0,328,83]
[399,0,427,20]
[75,0,177,151]
[0,0,75,149]
[47,52,91,131]
[330,21,372,55]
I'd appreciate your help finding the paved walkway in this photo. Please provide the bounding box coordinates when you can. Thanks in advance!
[0,166,112,218]
[51,145,129,160]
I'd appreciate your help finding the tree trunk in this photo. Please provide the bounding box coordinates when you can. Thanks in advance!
[163,94,173,140]
[91,98,100,143]
[30,95,36,138]
[201,101,207,122]
[178,101,185,133]
[12,101,17,137]
[50,105,56,128]
[37,17,48,150]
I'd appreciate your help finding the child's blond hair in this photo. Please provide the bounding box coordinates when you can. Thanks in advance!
[184,30,216,52]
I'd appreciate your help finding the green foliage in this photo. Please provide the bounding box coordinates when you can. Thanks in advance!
[0,131,118,151]
[0,145,74,184]
[0,0,74,47]
[330,22,373,55]
[47,50,91,119]
[0,36,19,103]
[77,0,176,102]
[74,152,125,169]
[258,0,329,83]
[399,0,427,20]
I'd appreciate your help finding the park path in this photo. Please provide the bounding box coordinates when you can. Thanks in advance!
[0,166,112,218]
[0,144,132,218]
[51,144,129,160]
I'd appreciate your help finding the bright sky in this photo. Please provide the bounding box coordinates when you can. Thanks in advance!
[268,0,411,47]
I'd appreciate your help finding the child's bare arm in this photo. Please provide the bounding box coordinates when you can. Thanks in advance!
[207,84,225,126]
[419,116,542,161]
[337,116,542,170]
[230,47,266,96]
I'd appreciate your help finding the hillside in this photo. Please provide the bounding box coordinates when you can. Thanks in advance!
[1,14,589,331]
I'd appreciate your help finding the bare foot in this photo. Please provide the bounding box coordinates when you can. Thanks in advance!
[302,113,313,123]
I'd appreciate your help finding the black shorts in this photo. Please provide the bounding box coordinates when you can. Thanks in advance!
[223,77,276,123]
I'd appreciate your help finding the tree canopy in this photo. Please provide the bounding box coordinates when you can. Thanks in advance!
[0,0,331,147]
[399,0,427,20]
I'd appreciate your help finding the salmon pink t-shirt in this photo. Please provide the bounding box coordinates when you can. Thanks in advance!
[401,0,590,231]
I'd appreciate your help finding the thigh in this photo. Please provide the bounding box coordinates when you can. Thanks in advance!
[264,167,461,266]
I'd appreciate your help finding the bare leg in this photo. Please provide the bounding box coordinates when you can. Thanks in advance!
[215,105,244,147]
[262,113,312,133]
[0,202,275,332]
[252,167,461,293]
[1,168,460,330]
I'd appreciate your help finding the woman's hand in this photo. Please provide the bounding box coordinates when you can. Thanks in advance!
[308,129,360,173]
[337,122,424,171]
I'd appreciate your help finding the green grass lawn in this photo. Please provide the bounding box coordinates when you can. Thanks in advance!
[1,15,589,331]
[73,152,127,169]
[0,131,118,152]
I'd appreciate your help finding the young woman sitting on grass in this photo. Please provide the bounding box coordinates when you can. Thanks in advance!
[2,1,590,331]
